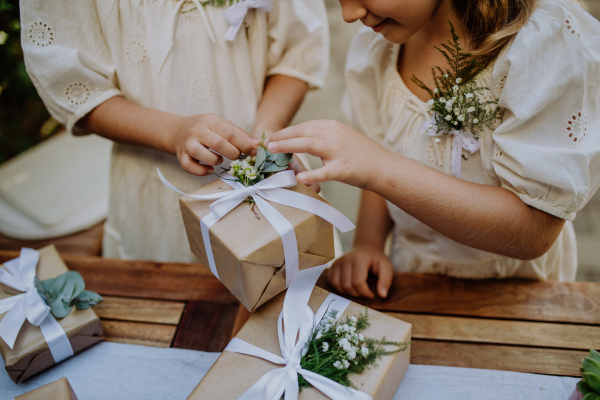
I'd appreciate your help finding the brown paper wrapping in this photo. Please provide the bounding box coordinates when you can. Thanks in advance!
[189,286,412,400]
[0,245,104,383]
[180,179,335,311]
[15,377,79,400]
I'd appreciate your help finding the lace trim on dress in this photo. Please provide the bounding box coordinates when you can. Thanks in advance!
[566,111,587,144]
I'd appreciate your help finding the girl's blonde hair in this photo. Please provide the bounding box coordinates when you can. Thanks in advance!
[452,0,539,65]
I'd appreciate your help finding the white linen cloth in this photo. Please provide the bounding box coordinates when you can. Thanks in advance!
[20,0,329,262]
[343,0,600,281]
[0,342,579,400]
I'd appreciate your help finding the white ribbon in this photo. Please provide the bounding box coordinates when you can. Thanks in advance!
[159,169,355,287]
[0,248,74,363]
[419,117,480,179]
[225,263,373,400]
[223,0,273,41]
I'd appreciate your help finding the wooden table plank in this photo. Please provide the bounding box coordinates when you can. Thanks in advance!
[0,251,237,303]
[318,274,600,325]
[102,320,177,348]
[0,223,104,256]
[411,340,586,376]
[172,301,240,352]
[389,312,600,350]
[94,296,185,325]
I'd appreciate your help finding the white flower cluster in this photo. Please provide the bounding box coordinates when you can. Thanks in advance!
[229,156,258,181]
[427,78,483,134]
[319,315,370,370]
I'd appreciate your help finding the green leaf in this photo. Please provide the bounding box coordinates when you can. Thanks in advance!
[590,349,600,364]
[579,380,596,395]
[33,277,48,305]
[47,271,85,303]
[255,146,267,171]
[583,373,600,393]
[274,153,293,167]
[261,162,288,173]
[41,278,54,294]
[72,290,103,310]
[584,358,600,376]
[48,296,73,318]
[583,393,600,400]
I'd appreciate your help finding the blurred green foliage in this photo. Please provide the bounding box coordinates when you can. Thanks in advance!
[0,0,58,165]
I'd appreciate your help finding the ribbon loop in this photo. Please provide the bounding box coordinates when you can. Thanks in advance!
[224,265,373,400]
[0,248,74,362]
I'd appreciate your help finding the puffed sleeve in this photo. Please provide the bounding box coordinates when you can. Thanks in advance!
[491,0,600,221]
[266,0,329,89]
[342,27,388,142]
[20,0,122,136]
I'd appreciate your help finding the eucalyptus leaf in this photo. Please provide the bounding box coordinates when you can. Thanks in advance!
[73,290,103,310]
[41,278,53,294]
[261,162,288,173]
[255,146,267,171]
[47,271,85,303]
[274,153,293,167]
[48,296,73,318]
[33,277,48,305]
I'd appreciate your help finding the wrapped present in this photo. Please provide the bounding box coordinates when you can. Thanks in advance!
[15,377,79,400]
[0,245,104,383]
[188,265,412,400]
[160,169,354,311]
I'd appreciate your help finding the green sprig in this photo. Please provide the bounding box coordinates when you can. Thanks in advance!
[34,271,103,318]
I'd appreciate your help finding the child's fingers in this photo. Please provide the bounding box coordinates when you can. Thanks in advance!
[267,138,329,158]
[224,120,260,155]
[180,153,214,176]
[374,259,393,298]
[296,167,334,185]
[340,262,361,297]
[351,262,375,299]
[327,262,343,293]
[186,141,222,165]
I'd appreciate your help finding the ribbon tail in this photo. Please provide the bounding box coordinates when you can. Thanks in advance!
[0,294,23,315]
[450,135,464,179]
[225,338,286,365]
[252,195,299,288]
[237,367,289,400]
[39,313,74,363]
[200,212,221,280]
[0,296,27,349]
[298,369,373,400]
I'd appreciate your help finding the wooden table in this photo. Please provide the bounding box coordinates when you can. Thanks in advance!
[0,251,597,378]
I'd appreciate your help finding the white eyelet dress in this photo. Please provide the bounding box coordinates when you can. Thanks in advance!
[20,0,329,262]
[343,0,600,280]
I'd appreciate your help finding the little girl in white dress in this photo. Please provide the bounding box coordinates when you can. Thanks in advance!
[267,0,600,298]
[21,0,329,262]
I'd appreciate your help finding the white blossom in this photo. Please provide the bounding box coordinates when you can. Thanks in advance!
[231,160,240,167]
[322,342,329,352]
[245,167,257,180]
[473,118,479,123]
[336,325,344,334]
[338,338,352,352]
[342,359,350,368]
[433,88,439,94]
[465,93,474,99]
[454,108,459,116]
[345,333,353,342]
[444,74,448,78]
[456,78,462,84]
[350,316,357,325]
[361,346,369,357]
[347,348,357,360]
[316,331,322,340]
[427,99,434,106]
[440,98,446,103]
[467,107,476,113]
[358,333,364,341]
[444,115,452,121]
[327,317,335,324]
[333,360,345,370]
[458,115,465,122]
[445,104,453,111]
[452,85,459,93]
[453,121,458,125]
[434,137,441,143]
[229,167,236,175]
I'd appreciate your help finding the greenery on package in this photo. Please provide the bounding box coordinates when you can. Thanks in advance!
[578,349,600,400]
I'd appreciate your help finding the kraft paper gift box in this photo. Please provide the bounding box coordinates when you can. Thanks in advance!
[15,377,79,400]
[179,180,336,312]
[188,286,412,400]
[0,245,104,383]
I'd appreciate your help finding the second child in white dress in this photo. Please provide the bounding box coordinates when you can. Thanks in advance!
[267,0,600,298]
[21,0,329,262]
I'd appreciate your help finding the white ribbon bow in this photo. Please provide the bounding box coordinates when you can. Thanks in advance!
[0,248,74,362]
[158,169,355,287]
[420,117,480,179]
[225,263,373,400]
[223,0,273,41]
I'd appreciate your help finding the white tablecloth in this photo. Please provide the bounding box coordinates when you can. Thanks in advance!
[0,342,578,399]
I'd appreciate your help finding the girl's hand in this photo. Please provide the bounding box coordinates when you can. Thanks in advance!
[328,247,393,299]
[174,113,260,176]
[266,120,391,188]
[288,156,321,193]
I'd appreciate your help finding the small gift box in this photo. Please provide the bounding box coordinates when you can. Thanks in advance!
[164,169,354,312]
[15,377,79,400]
[0,245,104,383]
[188,266,412,400]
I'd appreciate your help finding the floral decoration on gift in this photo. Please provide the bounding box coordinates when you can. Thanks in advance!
[23,271,103,318]
[577,349,600,400]
[412,23,501,142]
[298,307,411,392]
